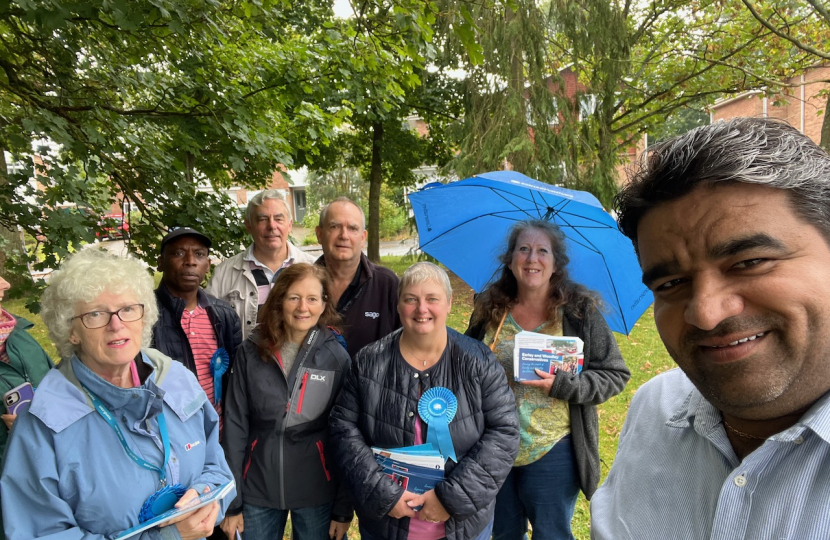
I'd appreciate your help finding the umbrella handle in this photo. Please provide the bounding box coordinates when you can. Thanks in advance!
[489,311,509,353]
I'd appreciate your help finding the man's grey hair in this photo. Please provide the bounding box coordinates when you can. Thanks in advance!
[245,189,292,226]
[319,197,366,230]
[40,248,159,359]
[616,117,830,252]
[398,262,453,301]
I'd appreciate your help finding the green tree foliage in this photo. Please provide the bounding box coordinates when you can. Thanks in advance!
[736,0,830,150]
[648,107,710,146]
[0,0,434,306]
[302,1,457,262]
[302,167,407,240]
[441,0,820,206]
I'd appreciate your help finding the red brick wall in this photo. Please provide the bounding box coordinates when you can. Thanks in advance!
[711,67,830,145]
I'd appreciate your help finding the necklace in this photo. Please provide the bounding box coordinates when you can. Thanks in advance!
[403,341,435,367]
[723,419,768,441]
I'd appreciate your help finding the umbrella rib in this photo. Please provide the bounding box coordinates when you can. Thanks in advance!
[554,203,631,332]
[418,212,530,250]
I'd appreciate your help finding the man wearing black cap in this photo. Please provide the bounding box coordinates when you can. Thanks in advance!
[152,228,242,436]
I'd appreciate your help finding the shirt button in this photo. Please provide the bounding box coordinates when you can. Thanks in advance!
[250,291,256,296]
[132,394,138,399]
[794,436,804,444]
[247,321,252,325]
[171,457,177,463]
[413,373,419,379]
[424,373,430,378]
[408,411,414,418]
[734,475,747,487]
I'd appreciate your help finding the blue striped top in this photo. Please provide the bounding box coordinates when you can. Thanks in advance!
[591,368,830,539]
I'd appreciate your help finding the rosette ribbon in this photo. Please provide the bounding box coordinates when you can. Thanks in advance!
[139,483,188,522]
[418,386,458,463]
[210,348,230,405]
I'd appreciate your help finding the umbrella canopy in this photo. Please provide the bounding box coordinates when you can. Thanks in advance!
[408,170,652,334]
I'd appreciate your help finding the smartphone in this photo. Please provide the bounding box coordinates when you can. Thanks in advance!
[4,382,34,415]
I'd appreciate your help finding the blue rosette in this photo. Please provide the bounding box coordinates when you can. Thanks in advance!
[139,483,188,522]
[418,386,458,463]
[210,348,230,405]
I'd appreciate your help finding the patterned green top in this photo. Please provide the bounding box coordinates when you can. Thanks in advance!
[484,312,570,466]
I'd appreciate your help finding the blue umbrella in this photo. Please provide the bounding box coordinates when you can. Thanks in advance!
[408,170,652,334]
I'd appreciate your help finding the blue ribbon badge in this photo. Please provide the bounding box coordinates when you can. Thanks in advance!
[139,483,188,522]
[418,387,458,463]
[210,348,230,405]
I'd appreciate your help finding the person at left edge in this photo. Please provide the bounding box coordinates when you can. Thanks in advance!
[0,273,54,536]
[0,248,234,540]
[152,227,243,439]
[220,263,352,540]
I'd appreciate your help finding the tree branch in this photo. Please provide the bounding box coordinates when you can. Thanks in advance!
[740,0,830,60]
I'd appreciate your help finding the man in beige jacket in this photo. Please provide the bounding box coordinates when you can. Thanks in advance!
[207,190,315,340]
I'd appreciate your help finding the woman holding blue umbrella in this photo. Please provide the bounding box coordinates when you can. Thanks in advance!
[465,219,630,540]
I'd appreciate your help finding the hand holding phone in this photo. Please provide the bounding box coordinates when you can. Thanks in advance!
[4,382,34,415]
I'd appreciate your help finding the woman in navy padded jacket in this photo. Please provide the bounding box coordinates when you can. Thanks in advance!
[329,262,519,540]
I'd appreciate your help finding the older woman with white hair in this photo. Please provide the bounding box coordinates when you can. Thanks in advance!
[330,262,520,540]
[0,248,233,540]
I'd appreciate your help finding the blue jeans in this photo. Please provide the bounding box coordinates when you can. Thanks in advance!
[242,502,333,540]
[359,518,493,540]
[492,435,579,540]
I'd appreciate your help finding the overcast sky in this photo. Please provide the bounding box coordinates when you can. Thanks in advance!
[333,0,352,18]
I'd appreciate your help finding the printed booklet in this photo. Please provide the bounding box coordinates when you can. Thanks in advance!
[513,331,584,382]
[372,444,445,496]
[115,480,235,540]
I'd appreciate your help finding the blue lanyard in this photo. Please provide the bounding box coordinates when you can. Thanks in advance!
[81,385,171,488]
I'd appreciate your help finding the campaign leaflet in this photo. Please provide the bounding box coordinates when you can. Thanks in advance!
[372,444,445,498]
[513,331,584,382]
[115,480,236,540]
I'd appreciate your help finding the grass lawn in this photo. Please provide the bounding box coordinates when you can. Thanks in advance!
[6,254,675,539]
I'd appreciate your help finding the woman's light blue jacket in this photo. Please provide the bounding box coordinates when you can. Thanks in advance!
[0,349,234,540]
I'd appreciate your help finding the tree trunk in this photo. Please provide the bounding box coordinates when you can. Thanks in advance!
[0,147,30,288]
[185,151,195,184]
[821,91,830,154]
[368,121,383,263]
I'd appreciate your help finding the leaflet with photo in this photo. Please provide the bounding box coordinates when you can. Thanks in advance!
[372,444,445,499]
[114,480,235,540]
[373,445,445,471]
[513,331,584,382]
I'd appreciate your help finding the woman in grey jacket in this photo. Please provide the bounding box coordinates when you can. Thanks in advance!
[465,220,630,540]
[220,264,352,540]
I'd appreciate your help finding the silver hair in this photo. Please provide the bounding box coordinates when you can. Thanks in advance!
[40,248,159,359]
[616,117,830,251]
[398,262,453,301]
[319,197,366,230]
[245,189,292,226]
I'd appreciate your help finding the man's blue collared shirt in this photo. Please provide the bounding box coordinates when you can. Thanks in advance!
[591,368,830,539]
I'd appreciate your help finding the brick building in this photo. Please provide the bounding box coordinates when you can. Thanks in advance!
[201,166,309,224]
[710,66,830,144]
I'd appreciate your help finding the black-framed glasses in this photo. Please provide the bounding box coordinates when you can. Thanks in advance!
[71,304,145,329]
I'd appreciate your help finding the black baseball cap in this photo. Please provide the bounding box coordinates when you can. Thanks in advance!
[160,227,212,253]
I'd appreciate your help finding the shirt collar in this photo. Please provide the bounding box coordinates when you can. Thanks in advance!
[790,390,830,445]
[243,244,294,270]
[666,376,830,446]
